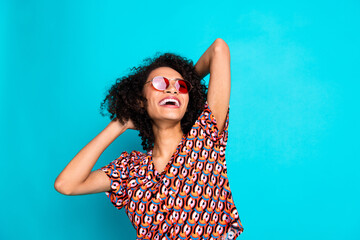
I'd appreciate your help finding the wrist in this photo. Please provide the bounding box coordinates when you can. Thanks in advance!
[108,119,127,136]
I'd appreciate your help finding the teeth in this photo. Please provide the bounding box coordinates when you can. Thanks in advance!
[159,98,180,107]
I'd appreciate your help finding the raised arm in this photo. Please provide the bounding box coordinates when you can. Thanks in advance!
[194,38,231,133]
[54,119,134,195]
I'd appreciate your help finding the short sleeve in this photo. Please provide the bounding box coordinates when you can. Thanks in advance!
[98,151,130,210]
[199,101,230,145]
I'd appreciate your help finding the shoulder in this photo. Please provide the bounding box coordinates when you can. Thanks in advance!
[104,150,146,176]
[122,150,147,162]
[116,150,146,158]
[197,101,228,126]
[128,150,146,159]
[192,101,230,143]
[112,150,145,166]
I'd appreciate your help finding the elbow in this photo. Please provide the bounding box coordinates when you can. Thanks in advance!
[213,38,230,55]
[54,178,74,196]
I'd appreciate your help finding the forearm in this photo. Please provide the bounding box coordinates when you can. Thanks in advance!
[55,120,127,193]
[194,38,228,79]
[194,43,213,79]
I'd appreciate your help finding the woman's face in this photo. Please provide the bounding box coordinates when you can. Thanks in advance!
[143,67,189,125]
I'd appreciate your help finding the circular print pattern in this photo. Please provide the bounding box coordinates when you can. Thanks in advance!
[100,102,244,239]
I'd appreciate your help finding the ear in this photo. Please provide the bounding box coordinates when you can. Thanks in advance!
[138,99,145,108]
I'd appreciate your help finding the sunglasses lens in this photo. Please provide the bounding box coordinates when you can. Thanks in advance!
[152,76,169,90]
[176,80,190,93]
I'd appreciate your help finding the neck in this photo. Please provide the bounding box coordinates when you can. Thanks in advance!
[151,121,184,158]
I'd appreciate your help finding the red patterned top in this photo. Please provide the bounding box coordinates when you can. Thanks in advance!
[99,102,244,239]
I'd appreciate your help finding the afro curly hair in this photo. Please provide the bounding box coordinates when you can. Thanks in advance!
[99,52,207,151]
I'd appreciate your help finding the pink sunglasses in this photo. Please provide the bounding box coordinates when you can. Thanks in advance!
[145,76,192,94]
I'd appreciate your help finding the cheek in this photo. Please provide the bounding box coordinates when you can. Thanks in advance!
[181,96,190,116]
[184,95,190,108]
[143,93,160,118]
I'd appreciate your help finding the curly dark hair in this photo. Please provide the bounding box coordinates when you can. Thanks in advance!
[99,52,207,151]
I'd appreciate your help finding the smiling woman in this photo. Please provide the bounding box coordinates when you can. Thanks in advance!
[54,38,244,239]
[101,54,207,152]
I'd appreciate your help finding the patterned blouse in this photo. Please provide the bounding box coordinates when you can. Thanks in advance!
[99,101,244,239]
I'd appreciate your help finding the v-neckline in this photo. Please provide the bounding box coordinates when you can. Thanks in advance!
[148,133,187,177]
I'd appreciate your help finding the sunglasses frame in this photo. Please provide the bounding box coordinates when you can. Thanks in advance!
[145,76,192,94]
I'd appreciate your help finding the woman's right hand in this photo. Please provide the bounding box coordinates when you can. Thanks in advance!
[114,118,136,130]
[125,118,137,130]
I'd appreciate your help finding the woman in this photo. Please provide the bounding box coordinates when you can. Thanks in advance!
[55,38,244,239]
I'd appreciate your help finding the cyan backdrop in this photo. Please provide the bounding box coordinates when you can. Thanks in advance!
[1,0,359,239]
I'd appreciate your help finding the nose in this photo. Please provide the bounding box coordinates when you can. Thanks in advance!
[164,80,178,94]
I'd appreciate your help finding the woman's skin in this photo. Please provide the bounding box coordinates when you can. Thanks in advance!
[54,38,231,197]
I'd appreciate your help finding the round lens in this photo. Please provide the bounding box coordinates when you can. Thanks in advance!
[176,80,191,93]
[152,76,169,91]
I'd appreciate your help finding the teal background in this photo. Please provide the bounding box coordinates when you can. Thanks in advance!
[1,0,359,239]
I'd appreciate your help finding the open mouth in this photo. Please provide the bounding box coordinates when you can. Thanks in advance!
[159,98,180,107]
